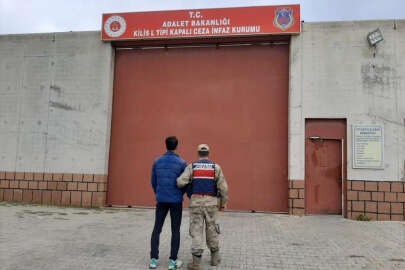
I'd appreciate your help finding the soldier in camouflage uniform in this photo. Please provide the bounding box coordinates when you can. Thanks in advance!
[177,144,229,270]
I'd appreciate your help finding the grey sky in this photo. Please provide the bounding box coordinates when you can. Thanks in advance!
[0,0,404,35]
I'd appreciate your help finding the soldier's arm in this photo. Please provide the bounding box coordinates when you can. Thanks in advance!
[215,165,229,208]
[176,164,193,188]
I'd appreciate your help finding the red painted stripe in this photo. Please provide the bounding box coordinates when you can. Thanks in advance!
[193,170,214,177]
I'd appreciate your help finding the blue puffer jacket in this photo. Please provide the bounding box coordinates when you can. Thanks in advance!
[151,152,187,203]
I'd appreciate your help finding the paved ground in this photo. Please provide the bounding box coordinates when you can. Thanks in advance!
[0,202,404,270]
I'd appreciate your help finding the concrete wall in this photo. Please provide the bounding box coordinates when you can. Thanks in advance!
[289,20,405,182]
[1,20,404,181]
[0,31,114,174]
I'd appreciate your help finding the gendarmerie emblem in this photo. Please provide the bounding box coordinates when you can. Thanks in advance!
[274,7,294,31]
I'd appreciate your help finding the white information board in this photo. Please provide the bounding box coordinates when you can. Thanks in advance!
[352,125,384,169]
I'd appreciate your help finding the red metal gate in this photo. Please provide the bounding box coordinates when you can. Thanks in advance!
[107,43,289,212]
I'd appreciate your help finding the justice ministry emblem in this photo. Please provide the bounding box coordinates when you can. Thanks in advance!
[104,15,127,37]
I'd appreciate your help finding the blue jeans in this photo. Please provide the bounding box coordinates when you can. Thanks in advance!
[150,202,183,260]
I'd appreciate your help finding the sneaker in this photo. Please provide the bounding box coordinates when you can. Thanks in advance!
[168,259,183,269]
[149,258,158,269]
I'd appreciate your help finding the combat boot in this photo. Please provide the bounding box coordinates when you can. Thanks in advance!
[210,251,221,266]
[187,255,201,270]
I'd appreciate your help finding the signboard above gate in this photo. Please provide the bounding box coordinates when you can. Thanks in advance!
[102,5,300,41]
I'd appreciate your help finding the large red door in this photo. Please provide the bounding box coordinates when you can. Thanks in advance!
[305,119,347,215]
[107,44,289,212]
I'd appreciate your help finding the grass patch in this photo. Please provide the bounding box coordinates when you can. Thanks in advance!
[356,214,371,221]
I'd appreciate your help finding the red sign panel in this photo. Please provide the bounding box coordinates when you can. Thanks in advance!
[102,5,300,41]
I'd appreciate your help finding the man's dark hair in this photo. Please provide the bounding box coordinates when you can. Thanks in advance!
[165,136,178,151]
[198,151,209,158]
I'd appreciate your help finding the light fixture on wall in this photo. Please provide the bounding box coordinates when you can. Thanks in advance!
[367,28,383,47]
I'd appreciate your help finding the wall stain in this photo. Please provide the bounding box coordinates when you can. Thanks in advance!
[91,244,111,257]
[50,85,62,96]
[361,64,392,89]
[49,101,75,111]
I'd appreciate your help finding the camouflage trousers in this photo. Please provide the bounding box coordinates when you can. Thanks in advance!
[189,205,220,256]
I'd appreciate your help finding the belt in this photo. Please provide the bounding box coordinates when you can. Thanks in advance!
[193,192,215,196]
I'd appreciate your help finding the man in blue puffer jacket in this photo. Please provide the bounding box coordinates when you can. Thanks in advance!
[149,136,187,270]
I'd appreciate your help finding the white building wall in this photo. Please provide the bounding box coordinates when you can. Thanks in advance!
[289,20,405,182]
[0,31,114,174]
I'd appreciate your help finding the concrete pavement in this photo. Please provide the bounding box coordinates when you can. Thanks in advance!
[0,202,404,270]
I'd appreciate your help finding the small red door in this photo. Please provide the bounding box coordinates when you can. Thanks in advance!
[305,119,346,215]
